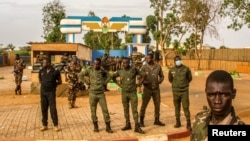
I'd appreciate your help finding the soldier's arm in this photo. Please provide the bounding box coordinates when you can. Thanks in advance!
[112,71,119,84]
[168,68,173,83]
[64,66,68,82]
[158,66,164,84]
[104,70,112,84]
[187,67,192,83]
[78,68,89,82]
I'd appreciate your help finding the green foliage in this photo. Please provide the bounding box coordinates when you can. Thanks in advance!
[83,31,121,51]
[13,50,31,56]
[183,33,201,49]
[219,0,250,30]
[42,0,66,42]
[230,69,240,78]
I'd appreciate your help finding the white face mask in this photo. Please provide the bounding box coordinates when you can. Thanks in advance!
[175,60,182,66]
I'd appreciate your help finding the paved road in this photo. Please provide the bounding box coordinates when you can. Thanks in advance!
[0,66,250,141]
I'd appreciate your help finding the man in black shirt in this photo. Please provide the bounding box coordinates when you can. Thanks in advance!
[39,58,62,132]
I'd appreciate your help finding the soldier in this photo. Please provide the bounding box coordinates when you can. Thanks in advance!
[190,70,245,141]
[130,46,145,69]
[13,54,26,95]
[112,57,145,134]
[139,54,165,127]
[36,51,47,64]
[101,53,116,91]
[78,58,113,133]
[168,55,192,130]
[64,55,82,109]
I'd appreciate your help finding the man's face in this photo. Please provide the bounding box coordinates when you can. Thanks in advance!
[72,57,77,63]
[146,55,153,64]
[94,60,101,70]
[42,59,50,68]
[15,55,20,60]
[122,59,129,69]
[206,82,236,116]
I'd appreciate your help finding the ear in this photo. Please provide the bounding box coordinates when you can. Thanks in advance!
[232,88,236,99]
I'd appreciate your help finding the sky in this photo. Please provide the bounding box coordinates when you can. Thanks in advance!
[0,0,250,49]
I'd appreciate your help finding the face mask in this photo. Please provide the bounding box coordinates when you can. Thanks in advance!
[175,60,182,66]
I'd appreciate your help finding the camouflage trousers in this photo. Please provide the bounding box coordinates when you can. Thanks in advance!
[122,90,139,123]
[172,90,190,119]
[14,73,23,94]
[89,92,110,122]
[14,73,23,86]
[67,82,79,101]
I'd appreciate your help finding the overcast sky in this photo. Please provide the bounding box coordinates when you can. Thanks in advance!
[0,0,250,48]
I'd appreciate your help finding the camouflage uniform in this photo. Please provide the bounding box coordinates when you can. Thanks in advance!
[191,107,245,141]
[13,55,26,95]
[78,66,113,133]
[139,63,165,126]
[64,58,82,109]
[168,64,192,129]
[130,51,145,70]
[112,67,145,134]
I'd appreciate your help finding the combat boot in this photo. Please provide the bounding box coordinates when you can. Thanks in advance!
[121,121,131,131]
[72,100,78,108]
[154,117,165,126]
[174,118,181,128]
[134,123,145,134]
[93,121,99,132]
[186,119,192,130]
[18,86,21,95]
[68,101,72,109]
[105,121,113,133]
[139,116,145,127]
[54,126,60,132]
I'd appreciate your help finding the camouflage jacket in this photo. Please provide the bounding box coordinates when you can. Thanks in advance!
[168,64,192,92]
[191,107,245,141]
[112,67,140,93]
[64,62,82,82]
[14,59,26,74]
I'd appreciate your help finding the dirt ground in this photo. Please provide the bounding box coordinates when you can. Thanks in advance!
[0,66,250,141]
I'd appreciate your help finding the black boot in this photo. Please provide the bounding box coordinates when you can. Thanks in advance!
[186,119,192,130]
[154,117,165,126]
[139,116,145,127]
[174,118,181,128]
[134,123,145,134]
[105,122,113,133]
[18,86,21,95]
[121,121,131,131]
[93,121,99,132]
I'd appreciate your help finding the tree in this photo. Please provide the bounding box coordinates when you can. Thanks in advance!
[42,0,66,42]
[219,0,250,31]
[6,43,15,51]
[181,0,220,69]
[149,0,185,66]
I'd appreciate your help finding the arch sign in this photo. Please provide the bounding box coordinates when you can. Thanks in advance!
[60,16,147,43]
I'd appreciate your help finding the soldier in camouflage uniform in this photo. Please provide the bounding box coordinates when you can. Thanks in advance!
[78,58,113,133]
[64,55,82,109]
[139,54,165,127]
[112,57,145,134]
[130,47,145,70]
[168,56,192,130]
[191,70,245,141]
[13,54,26,95]
[101,53,116,91]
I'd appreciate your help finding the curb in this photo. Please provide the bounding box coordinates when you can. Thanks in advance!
[0,130,191,141]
